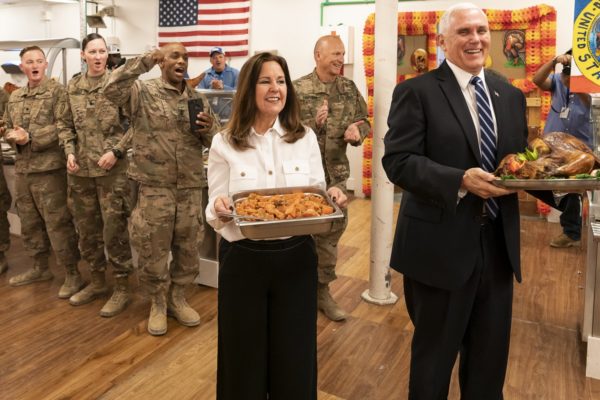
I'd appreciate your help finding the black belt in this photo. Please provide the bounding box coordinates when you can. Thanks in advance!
[235,235,311,251]
[475,212,495,226]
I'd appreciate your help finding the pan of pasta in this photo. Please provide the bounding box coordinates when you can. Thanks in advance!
[230,186,344,239]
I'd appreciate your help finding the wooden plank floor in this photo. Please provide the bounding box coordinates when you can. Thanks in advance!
[0,197,599,399]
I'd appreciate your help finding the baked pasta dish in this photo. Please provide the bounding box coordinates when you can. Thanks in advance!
[235,192,335,220]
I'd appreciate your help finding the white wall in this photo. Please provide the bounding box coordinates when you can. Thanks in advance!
[0,3,81,86]
[0,0,578,194]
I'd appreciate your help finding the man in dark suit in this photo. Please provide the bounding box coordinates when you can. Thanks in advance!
[382,3,554,399]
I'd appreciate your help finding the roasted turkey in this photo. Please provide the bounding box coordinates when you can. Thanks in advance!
[495,132,600,179]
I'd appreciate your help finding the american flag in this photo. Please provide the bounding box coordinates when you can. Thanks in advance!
[158,0,250,57]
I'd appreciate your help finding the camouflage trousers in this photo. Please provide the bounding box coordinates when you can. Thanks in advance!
[129,185,202,295]
[68,168,133,277]
[0,165,12,253]
[15,169,80,267]
[198,185,213,258]
[314,207,348,284]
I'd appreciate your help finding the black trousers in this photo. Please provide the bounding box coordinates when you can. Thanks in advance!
[404,217,513,400]
[217,235,318,400]
[558,193,582,240]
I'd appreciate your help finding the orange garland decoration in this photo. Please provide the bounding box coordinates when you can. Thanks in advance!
[361,5,556,196]
[537,199,552,216]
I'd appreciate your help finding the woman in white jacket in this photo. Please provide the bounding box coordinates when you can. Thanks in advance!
[206,51,346,400]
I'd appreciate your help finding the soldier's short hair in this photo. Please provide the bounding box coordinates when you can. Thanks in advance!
[20,46,45,58]
[314,35,343,56]
[160,42,186,51]
[81,33,106,51]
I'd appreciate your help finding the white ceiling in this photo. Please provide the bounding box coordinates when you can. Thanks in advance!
[0,0,111,7]
[0,0,83,9]
[0,0,84,5]
[0,0,37,4]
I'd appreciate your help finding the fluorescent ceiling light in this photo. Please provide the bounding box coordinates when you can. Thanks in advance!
[44,0,79,4]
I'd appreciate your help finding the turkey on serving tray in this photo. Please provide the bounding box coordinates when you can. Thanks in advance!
[494,132,600,179]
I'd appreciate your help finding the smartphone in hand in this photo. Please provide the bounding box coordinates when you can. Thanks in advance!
[188,98,204,135]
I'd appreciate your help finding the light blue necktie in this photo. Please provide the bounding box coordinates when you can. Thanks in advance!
[470,76,499,219]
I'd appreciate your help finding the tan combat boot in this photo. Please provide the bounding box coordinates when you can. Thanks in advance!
[148,292,167,336]
[58,265,84,299]
[69,270,108,306]
[167,284,201,327]
[99,276,130,317]
[317,283,347,321]
[550,233,581,248]
[0,252,8,275]
[9,259,53,286]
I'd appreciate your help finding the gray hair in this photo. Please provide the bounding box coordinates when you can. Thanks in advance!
[438,2,486,35]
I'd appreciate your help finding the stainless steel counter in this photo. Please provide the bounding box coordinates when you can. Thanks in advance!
[196,186,219,288]
[2,162,220,288]
[584,193,600,377]
[583,96,600,377]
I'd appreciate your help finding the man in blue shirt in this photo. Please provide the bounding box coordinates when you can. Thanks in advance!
[198,47,239,90]
[533,49,592,248]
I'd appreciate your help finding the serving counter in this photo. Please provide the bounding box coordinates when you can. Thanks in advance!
[196,186,219,288]
[194,89,235,288]
[2,159,221,288]
[583,95,600,378]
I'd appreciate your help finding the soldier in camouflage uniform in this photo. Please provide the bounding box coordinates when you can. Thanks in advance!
[0,87,13,274]
[294,35,370,321]
[104,42,219,336]
[57,33,133,317]
[3,46,81,297]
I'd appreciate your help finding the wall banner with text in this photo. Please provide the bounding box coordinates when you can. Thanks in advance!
[572,0,600,92]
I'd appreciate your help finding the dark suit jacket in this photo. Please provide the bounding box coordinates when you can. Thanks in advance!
[382,61,552,291]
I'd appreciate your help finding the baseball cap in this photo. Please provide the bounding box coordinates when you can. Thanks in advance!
[209,47,225,56]
[108,44,120,55]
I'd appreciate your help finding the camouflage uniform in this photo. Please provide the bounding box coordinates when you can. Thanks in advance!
[0,88,10,114]
[58,72,132,277]
[0,154,10,256]
[4,77,80,269]
[293,69,370,284]
[103,52,218,296]
[0,88,12,257]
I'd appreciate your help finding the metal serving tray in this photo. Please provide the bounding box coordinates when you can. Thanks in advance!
[493,178,600,191]
[230,186,344,240]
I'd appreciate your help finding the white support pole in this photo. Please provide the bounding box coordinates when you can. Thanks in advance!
[361,0,398,305]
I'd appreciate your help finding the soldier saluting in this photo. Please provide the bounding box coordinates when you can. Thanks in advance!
[103,42,219,336]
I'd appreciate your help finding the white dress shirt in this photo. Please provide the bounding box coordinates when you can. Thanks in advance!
[446,60,498,147]
[205,117,326,242]
[446,60,498,201]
